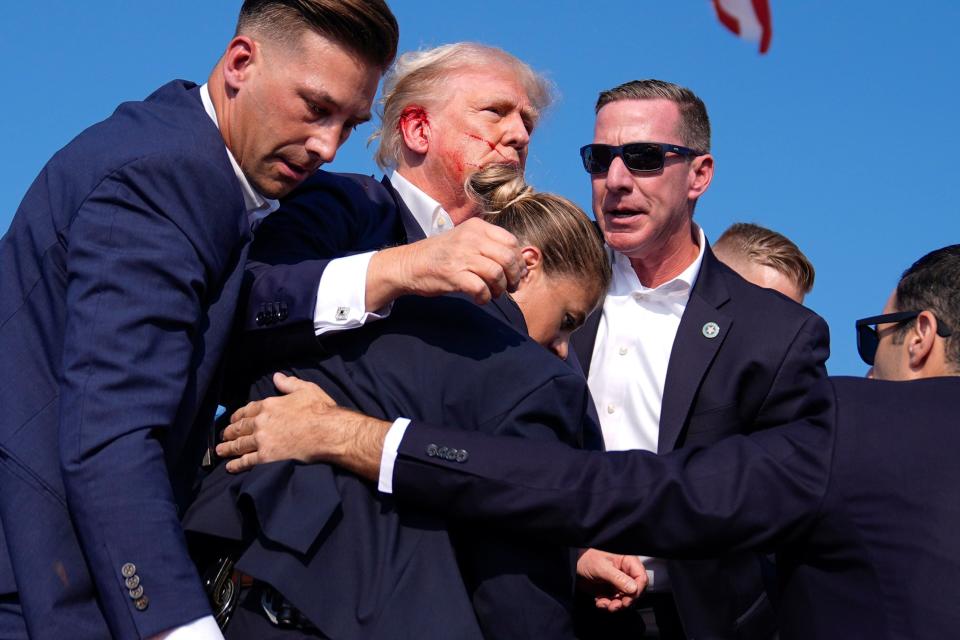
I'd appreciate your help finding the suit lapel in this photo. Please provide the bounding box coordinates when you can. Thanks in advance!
[486,295,528,334]
[571,307,602,376]
[381,175,426,243]
[658,248,732,453]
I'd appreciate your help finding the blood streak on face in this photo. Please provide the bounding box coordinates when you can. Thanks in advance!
[463,132,512,163]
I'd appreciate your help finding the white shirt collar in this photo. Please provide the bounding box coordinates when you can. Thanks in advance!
[609,224,707,299]
[388,170,453,238]
[199,83,279,224]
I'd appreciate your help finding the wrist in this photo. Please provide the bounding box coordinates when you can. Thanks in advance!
[366,246,413,310]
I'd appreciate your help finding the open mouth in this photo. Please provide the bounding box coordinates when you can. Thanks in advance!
[277,159,310,181]
[605,209,643,219]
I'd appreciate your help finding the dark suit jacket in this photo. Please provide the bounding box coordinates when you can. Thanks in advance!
[570,246,830,638]
[241,172,418,341]
[197,172,594,638]
[390,376,960,639]
[185,293,599,639]
[0,81,250,638]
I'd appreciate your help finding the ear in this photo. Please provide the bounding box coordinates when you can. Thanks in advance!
[221,36,258,93]
[518,245,543,283]
[906,310,938,369]
[398,105,431,156]
[687,153,714,201]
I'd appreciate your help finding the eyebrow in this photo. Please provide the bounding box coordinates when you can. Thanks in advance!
[303,87,372,124]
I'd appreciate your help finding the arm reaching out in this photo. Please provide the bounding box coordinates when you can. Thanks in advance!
[365,218,526,309]
[219,373,389,479]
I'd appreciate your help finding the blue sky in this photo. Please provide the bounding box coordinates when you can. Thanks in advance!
[3,1,959,375]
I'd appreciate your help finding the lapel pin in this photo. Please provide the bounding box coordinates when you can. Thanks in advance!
[702,322,720,339]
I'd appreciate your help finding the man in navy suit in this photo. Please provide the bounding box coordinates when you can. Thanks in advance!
[567,80,828,639]
[222,245,960,639]
[0,2,400,638]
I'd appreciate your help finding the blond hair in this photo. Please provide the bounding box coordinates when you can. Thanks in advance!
[466,164,610,296]
[372,43,553,169]
[713,222,815,294]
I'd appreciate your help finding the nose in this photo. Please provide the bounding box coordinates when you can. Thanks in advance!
[501,112,531,154]
[550,338,569,360]
[604,156,634,193]
[304,126,341,166]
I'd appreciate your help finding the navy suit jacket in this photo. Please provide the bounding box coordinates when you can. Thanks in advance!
[570,247,830,638]
[241,171,416,342]
[390,376,960,639]
[0,81,250,638]
[197,172,596,638]
[185,293,598,639]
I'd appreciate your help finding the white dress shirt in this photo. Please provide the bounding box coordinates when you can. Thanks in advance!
[588,226,706,454]
[586,225,706,591]
[388,170,454,237]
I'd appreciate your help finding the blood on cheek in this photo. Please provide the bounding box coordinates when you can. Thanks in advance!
[463,132,510,162]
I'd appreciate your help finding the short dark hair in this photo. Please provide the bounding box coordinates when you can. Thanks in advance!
[713,222,815,294]
[237,0,399,69]
[595,79,711,154]
[894,244,960,369]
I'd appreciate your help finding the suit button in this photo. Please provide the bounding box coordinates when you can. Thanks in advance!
[255,312,266,326]
[128,585,144,599]
[437,446,449,458]
[455,450,469,463]
[426,444,438,457]
[444,448,458,461]
[121,563,137,579]
[134,596,149,611]
[125,575,140,590]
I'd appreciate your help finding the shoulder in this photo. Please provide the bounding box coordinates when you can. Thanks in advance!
[47,80,238,207]
[705,249,827,340]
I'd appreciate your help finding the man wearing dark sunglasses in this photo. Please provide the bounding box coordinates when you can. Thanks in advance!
[224,245,960,640]
[565,79,831,639]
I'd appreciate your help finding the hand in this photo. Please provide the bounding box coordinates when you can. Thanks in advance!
[217,373,390,478]
[576,548,648,612]
[366,218,525,309]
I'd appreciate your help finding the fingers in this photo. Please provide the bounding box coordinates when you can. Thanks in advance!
[215,433,257,458]
[595,561,640,597]
[221,416,253,443]
[225,451,259,473]
[273,372,306,394]
[229,399,262,424]
[621,555,649,589]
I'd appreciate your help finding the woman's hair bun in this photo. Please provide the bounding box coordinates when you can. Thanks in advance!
[465,163,534,214]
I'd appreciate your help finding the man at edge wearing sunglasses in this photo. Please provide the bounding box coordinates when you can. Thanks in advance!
[561,79,830,639]
[222,239,960,639]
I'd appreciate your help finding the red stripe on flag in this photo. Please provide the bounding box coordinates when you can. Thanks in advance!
[712,0,742,35]
[751,0,773,53]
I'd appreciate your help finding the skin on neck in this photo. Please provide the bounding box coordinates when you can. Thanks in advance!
[627,219,700,288]
[207,56,234,149]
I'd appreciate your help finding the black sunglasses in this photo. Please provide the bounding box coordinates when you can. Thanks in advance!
[579,142,702,174]
[854,310,953,366]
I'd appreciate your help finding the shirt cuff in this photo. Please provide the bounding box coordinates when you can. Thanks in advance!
[313,252,391,335]
[378,418,411,494]
[149,615,223,640]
